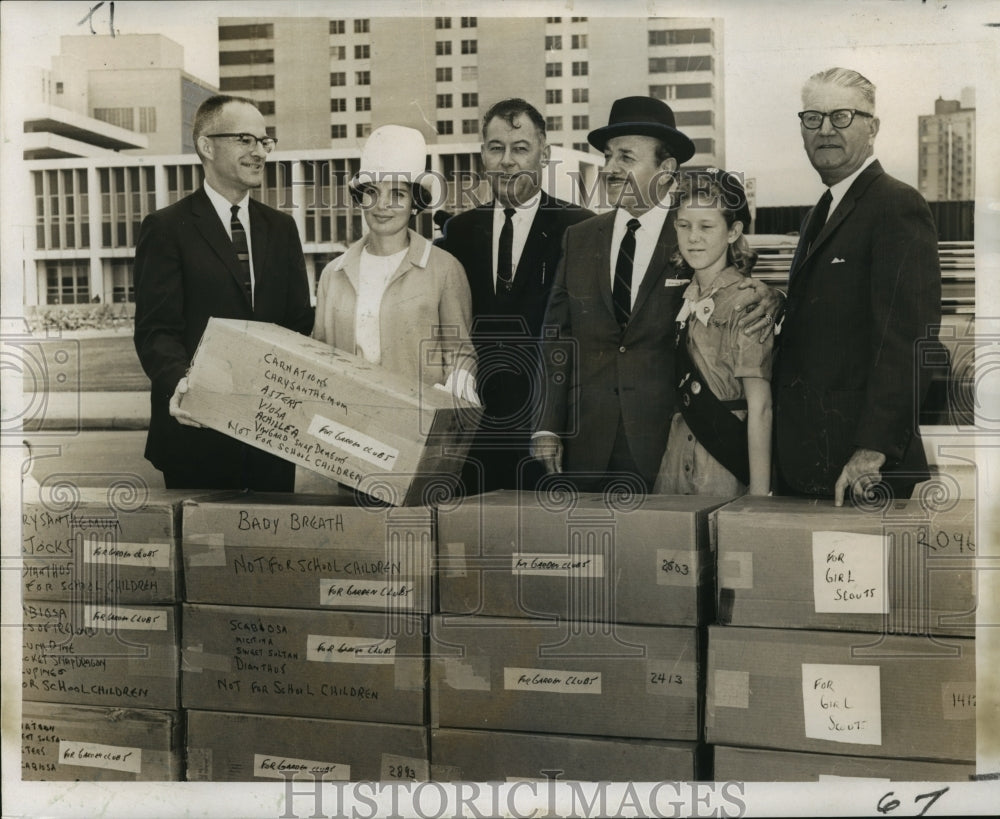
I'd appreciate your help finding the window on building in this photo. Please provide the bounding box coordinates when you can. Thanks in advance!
[55,82,64,94]
[436,40,452,56]
[45,261,90,305]
[354,19,369,34]
[110,259,135,304]
[437,94,453,109]
[461,92,478,107]
[571,17,587,22]
[438,120,454,135]
[93,107,134,130]
[572,115,589,130]
[692,137,714,154]
[354,44,370,59]
[330,45,346,60]
[571,61,588,76]
[138,107,157,133]
[572,142,590,152]
[462,119,479,135]
[546,17,562,23]
[330,72,346,86]
[648,28,713,46]
[257,100,275,115]
[329,20,345,34]
[674,110,714,126]
[545,35,562,50]
[220,75,275,91]
[436,67,452,82]
[355,71,370,85]
[546,62,562,77]
[356,123,371,138]
[572,88,588,103]
[461,39,477,54]
[219,49,274,65]
[461,65,478,81]
[649,82,713,100]
[331,124,347,139]
[330,98,347,112]
[356,97,371,112]
[218,23,274,40]
[649,56,713,73]
[546,89,563,104]
[546,116,563,132]
[571,34,587,48]
[461,17,477,27]
[435,17,451,28]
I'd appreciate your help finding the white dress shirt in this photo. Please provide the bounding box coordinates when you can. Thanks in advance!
[204,182,256,306]
[491,192,541,292]
[826,155,878,220]
[609,199,671,307]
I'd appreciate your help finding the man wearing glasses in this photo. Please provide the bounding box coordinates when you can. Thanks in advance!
[773,68,941,505]
[133,95,314,490]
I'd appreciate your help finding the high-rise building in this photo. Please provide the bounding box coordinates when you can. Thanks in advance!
[218,15,724,167]
[918,89,975,201]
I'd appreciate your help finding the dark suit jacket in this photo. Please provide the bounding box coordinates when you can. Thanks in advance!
[774,160,941,495]
[437,193,593,490]
[537,208,689,486]
[133,187,314,484]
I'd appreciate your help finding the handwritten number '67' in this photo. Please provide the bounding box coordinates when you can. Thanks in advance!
[877,787,949,817]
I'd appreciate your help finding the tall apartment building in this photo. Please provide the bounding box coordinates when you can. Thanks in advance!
[218,15,724,167]
[918,89,975,201]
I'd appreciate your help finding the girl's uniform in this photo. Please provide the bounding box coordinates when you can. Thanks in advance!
[653,266,773,496]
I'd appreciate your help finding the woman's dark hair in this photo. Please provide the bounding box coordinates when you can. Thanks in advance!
[671,169,758,276]
[349,178,432,213]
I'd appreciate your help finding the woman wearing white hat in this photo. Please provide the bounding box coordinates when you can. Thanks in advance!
[312,125,479,402]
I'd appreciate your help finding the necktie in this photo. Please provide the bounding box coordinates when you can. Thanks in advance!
[497,207,516,293]
[613,217,641,327]
[230,204,253,305]
[800,189,833,255]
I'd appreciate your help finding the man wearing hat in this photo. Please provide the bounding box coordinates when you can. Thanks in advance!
[532,96,781,490]
[437,98,594,493]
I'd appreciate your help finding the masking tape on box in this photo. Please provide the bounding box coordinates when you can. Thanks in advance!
[126,643,178,678]
[713,669,750,709]
[440,656,491,691]
[381,753,430,782]
[181,644,232,673]
[442,542,467,578]
[185,747,213,780]
[57,740,142,774]
[183,533,227,567]
[719,551,753,589]
[394,656,425,692]
[83,541,172,569]
[431,763,463,781]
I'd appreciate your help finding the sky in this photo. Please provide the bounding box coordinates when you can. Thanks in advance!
[2,0,997,206]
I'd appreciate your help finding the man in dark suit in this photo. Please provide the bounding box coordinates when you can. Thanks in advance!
[437,98,593,492]
[533,97,782,491]
[133,95,314,490]
[774,68,941,504]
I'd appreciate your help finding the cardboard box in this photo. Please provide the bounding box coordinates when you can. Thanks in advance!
[185,710,430,782]
[22,602,180,710]
[438,491,727,627]
[21,486,196,604]
[181,603,427,724]
[712,745,975,782]
[182,492,434,612]
[715,496,976,636]
[705,626,975,762]
[430,614,699,741]
[431,728,699,781]
[20,701,183,781]
[179,318,481,506]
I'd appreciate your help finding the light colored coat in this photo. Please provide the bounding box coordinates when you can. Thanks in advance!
[312,229,475,386]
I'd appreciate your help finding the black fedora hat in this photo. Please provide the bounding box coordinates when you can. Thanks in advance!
[588,96,696,164]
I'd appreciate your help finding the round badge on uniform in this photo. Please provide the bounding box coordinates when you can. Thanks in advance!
[682,394,691,407]
[691,381,702,395]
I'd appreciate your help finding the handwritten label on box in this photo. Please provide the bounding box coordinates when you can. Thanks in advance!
[253,753,349,780]
[82,605,168,631]
[511,554,604,577]
[319,579,414,608]
[306,635,396,664]
[84,541,171,568]
[381,753,429,782]
[812,532,887,614]
[58,741,142,773]
[503,667,602,694]
[308,414,399,469]
[941,682,976,720]
[656,549,696,587]
[801,663,882,746]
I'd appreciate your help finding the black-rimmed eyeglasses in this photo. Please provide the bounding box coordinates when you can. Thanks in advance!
[204,133,278,152]
[798,109,874,130]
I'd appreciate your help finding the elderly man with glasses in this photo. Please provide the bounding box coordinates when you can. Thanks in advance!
[773,68,942,505]
[133,95,314,490]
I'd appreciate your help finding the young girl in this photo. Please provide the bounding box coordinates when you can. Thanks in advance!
[653,169,772,497]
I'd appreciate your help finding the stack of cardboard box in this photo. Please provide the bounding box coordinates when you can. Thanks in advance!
[20,487,189,781]
[179,492,434,782]
[706,495,977,780]
[432,490,730,780]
